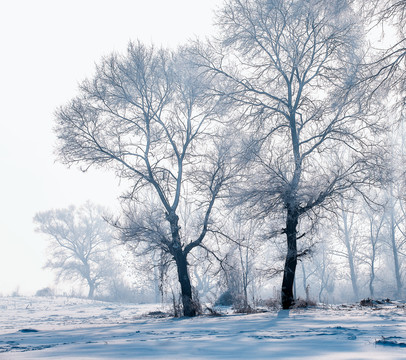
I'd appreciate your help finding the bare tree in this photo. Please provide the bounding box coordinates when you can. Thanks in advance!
[55,42,233,316]
[360,202,386,298]
[336,203,361,301]
[381,124,406,298]
[313,243,336,303]
[386,184,405,298]
[217,212,264,309]
[194,0,384,308]
[34,202,114,298]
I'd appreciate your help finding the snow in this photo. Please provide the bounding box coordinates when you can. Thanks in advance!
[1,297,405,359]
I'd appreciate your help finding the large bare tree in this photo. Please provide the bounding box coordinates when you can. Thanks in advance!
[55,42,232,316]
[194,0,384,308]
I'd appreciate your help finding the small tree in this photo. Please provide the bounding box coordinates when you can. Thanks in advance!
[34,202,114,298]
[361,202,386,298]
[336,203,361,301]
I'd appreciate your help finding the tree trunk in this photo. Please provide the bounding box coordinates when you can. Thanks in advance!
[369,223,376,298]
[153,265,161,303]
[174,249,196,317]
[87,278,95,298]
[301,262,307,294]
[318,257,326,303]
[341,209,359,301]
[369,259,375,298]
[390,207,402,298]
[167,212,196,317]
[239,243,249,308]
[83,261,95,299]
[281,207,298,309]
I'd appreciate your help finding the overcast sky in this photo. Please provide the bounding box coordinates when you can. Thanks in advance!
[0,0,222,295]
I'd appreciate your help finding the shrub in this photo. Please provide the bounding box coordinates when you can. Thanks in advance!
[215,290,234,306]
[262,297,281,310]
[35,287,54,297]
[292,297,317,308]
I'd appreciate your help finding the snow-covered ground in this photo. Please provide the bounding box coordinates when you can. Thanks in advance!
[1,296,405,359]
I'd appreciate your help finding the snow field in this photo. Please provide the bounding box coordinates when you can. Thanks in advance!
[1,297,405,359]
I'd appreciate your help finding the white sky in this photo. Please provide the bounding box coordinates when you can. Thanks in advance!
[0,0,222,295]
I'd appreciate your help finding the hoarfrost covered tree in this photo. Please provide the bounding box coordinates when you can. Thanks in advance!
[55,42,233,317]
[363,2,406,294]
[360,202,386,298]
[385,183,405,298]
[312,242,336,303]
[34,202,114,298]
[336,201,361,301]
[194,0,384,308]
[213,212,264,308]
[295,229,336,303]
[227,213,264,308]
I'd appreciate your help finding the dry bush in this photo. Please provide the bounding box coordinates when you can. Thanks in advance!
[214,290,235,306]
[261,298,281,310]
[35,287,54,297]
[204,307,223,316]
[292,298,317,309]
[146,311,170,318]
